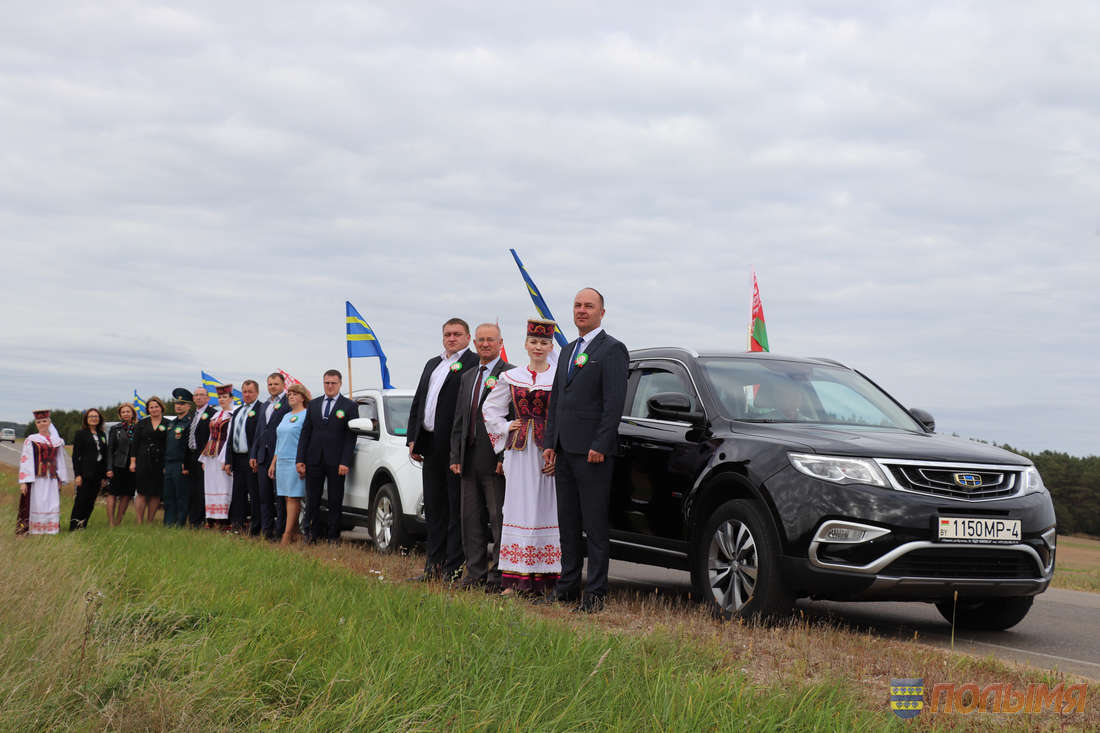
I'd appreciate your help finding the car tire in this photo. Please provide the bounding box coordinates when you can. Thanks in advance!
[935,595,1034,631]
[691,499,793,620]
[370,482,409,553]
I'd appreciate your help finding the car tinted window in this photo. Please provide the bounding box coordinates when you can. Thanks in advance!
[630,366,698,418]
[698,358,922,431]
[383,395,413,436]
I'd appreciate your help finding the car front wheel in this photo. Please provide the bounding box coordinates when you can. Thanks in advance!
[692,499,793,620]
[370,482,409,553]
[935,595,1034,631]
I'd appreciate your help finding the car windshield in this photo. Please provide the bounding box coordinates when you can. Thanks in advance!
[383,395,413,437]
[697,358,923,431]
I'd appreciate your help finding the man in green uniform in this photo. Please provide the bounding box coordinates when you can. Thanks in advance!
[163,388,194,527]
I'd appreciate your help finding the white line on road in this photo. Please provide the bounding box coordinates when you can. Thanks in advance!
[957,638,1100,671]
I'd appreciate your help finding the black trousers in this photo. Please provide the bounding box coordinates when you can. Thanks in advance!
[69,472,102,530]
[256,458,283,538]
[187,457,205,526]
[460,462,505,582]
[305,463,345,542]
[421,433,464,576]
[229,452,254,531]
[555,451,614,598]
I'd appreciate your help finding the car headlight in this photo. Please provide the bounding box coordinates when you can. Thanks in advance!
[1021,466,1048,496]
[788,453,888,488]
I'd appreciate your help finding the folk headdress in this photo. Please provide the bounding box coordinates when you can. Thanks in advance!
[215,383,234,397]
[32,409,51,420]
[526,318,556,340]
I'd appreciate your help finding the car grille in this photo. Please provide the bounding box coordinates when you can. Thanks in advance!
[880,461,1021,500]
[882,548,1040,579]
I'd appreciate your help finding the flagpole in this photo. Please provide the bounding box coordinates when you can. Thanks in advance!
[347,355,353,399]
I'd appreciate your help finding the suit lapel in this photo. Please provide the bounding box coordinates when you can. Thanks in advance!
[477,360,509,408]
[565,331,608,385]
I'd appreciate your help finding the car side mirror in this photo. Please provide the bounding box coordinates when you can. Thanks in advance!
[909,408,935,432]
[647,392,705,425]
[348,417,379,438]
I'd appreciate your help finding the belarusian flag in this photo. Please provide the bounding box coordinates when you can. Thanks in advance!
[749,271,769,352]
[278,369,303,386]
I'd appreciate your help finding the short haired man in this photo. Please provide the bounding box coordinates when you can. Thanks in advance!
[225,379,262,534]
[449,323,513,590]
[295,369,359,543]
[407,318,477,582]
[163,388,195,527]
[543,288,629,613]
[251,372,290,540]
[186,387,217,528]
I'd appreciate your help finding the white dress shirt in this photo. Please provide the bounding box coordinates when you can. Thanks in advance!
[233,400,257,453]
[266,392,286,422]
[423,349,465,432]
[571,326,604,361]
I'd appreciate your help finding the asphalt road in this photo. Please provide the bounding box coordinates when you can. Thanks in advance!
[7,437,1094,680]
[607,560,1100,680]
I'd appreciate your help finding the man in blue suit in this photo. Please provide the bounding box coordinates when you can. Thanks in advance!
[543,288,629,613]
[296,369,359,543]
[251,372,290,541]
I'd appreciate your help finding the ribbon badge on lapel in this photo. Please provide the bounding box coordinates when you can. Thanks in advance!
[450,361,463,373]
[484,376,498,390]
[335,409,345,419]
[573,352,589,369]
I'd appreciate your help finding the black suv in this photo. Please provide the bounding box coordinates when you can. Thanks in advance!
[609,349,1056,630]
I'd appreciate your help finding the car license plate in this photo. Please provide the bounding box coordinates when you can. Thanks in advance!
[938,517,1021,544]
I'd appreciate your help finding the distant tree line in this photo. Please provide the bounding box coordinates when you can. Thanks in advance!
[20,403,180,444]
[1001,445,1100,537]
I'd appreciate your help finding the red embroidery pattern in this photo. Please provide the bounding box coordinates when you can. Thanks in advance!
[507,386,551,450]
[499,542,563,567]
[205,503,229,514]
[502,522,559,531]
[28,520,60,533]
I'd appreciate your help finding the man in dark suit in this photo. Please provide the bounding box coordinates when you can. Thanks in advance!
[543,288,629,613]
[407,317,477,582]
[296,369,359,543]
[251,372,290,540]
[225,379,262,534]
[449,323,513,590]
[186,386,217,528]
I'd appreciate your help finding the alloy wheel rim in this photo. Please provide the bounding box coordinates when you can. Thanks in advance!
[707,519,759,612]
[374,495,393,548]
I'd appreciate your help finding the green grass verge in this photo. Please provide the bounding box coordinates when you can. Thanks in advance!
[0,514,900,731]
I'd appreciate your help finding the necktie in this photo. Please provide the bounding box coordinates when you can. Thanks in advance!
[323,398,333,420]
[568,337,585,378]
[468,366,486,445]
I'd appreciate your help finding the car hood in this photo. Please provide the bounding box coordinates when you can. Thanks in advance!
[727,422,1031,465]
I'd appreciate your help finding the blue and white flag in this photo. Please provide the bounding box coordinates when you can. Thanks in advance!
[346,301,394,389]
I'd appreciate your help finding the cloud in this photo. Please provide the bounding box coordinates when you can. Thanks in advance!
[1,1,1098,457]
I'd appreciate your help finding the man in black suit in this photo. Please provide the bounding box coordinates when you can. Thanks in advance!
[186,386,217,528]
[251,372,290,540]
[449,323,513,590]
[407,317,477,582]
[225,379,262,534]
[543,288,629,613]
[296,369,359,543]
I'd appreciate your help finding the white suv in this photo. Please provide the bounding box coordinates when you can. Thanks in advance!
[336,388,425,551]
[1,428,15,443]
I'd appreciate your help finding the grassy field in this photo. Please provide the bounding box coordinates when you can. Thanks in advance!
[1051,535,1100,593]
[2,463,1095,731]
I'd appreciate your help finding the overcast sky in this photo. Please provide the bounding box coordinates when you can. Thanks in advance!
[2,2,1097,456]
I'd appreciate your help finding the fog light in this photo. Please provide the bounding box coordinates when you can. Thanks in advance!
[812,520,891,545]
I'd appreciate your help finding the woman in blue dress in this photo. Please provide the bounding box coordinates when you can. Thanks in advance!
[268,383,310,545]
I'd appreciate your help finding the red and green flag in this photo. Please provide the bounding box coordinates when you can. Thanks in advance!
[749,271,769,352]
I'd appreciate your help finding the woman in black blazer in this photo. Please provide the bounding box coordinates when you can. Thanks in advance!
[129,396,168,525]
[106,403,138,527]
[70,408,108,530]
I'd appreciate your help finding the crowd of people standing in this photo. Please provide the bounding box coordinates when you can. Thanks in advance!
[15,286,629,614]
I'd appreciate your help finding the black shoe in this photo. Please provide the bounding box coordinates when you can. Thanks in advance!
[572,594,606,614]
[458,576,486,591]
[441,567,463,585]
[484,579,503,594]
[553,588,580,604]
[409,568,441,583]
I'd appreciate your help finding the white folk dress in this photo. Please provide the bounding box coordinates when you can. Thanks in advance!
[482,363,561,592]
[18,430,70,535]
[199,408,234,520]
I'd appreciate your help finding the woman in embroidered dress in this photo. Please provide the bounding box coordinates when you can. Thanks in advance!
[130,396,168,524]
[269,383,310,545]
[105,403,138,527]
[70,408,108,531]
[199,384,236,528]
[481,319,561,596]
[17,410,71,535]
